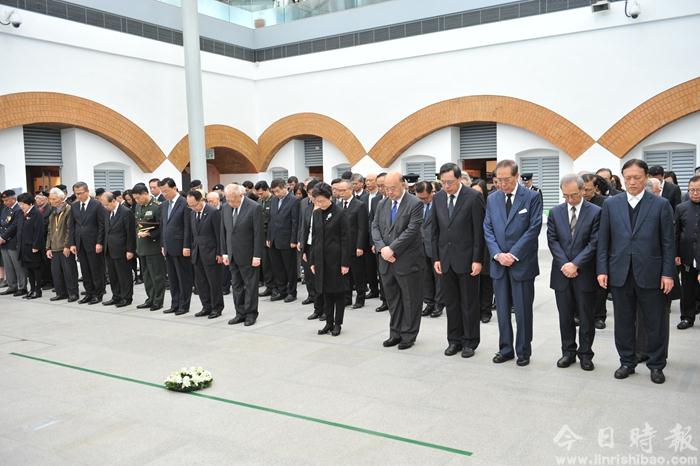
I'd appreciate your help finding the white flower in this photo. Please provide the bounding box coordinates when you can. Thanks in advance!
[182,376,191,388]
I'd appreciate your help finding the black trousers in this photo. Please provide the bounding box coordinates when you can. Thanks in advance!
[25,264,42,292]
[40,252,52,286]
[442,267,480,348]
[423,256,443,307]
[319,291,345,326]
[346,255,366,302]
[78,248,105,298]
[554,282,596,360]
[680,265,700,323]
[141,254,166,307]
[269,247,297,297]
[107,256,133,302]
[479,274,493,317]
[222,265,232,292]
[194,258,224,313]
[166,254,193,311]
[302,245,316,300]
[611,269,669,370]
[50,251,79,298]
[260,245,274,288]
[230,260,259,318]
[365,252,379,294]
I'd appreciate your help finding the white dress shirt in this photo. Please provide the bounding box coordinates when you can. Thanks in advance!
[626,191,643,209]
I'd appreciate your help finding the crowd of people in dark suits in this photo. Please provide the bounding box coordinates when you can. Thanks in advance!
[0,157,696,385]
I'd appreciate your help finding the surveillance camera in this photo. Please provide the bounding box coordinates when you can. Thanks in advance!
[9,11,21,28]
[626,0,641,19]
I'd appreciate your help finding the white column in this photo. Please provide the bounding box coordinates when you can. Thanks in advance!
[181,0,207,190]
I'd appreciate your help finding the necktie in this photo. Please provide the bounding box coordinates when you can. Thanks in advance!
[570,206,577,235]
[110,211,114,220]
[391,200,398,224]
[506,194,513,217]
[232,207,238,226]
[343,200,348,209]
[448,195,455,219]
[197,211,201,222]
[424,203,431,222]
[278,197,284,211]
[81,202,86,213]
[168,200,173,219]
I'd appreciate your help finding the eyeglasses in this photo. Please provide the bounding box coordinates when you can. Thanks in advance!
[688,188,700,194]
[562,193,582,199]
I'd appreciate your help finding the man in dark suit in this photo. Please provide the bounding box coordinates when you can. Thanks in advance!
[371,172,425,350]
[159,178,192,315]
[336,179,369,309]
[101,192,136,307]
[69,181,106,305]
[267,178,299,303]
[255,181,275,297]
[432,164,485,358]
[187,190,224,319]
[351,173,369,204]
[597,159,675,384]
[547,175,601,371]
[0,190,27,296]
[648,165,682,210]
[415,181,443,318]
[596,168,623,196]
[298,179,319,310]
[673,175,700,330]
[370,173,388,312]
[484,160,543,366]
[222,184,264,326]
[149,178,166,203]
[364,173,382,300]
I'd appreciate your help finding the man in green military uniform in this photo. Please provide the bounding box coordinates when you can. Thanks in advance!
[132,183,166,311]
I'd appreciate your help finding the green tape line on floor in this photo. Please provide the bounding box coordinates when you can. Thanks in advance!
[10,352,473,457]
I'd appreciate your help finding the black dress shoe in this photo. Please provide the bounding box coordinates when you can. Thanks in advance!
[301,297,314,305]
[174,309,189,316]
[461,347,475,358]
[481,314,492,323]
[307,312,321,320]
[580,359,595,371]
[103,299,118,306]
[244,318,256,326]
[78,296,91,304]
[0,288,17,296]
[41,284,53,291]
[134,278,143,285]
[195,310,211,317]
[115,300,131,308]
[283,295,297,303]
[222,288,231,295]
[352,301,364,309]
[430,308,443,318]
[444,344,462,356]
[677,319,693,330]
[228,315,245,325]
[398,341,414,350]
[88,296,102,305]
[574,316,580,326]
[594,319,606,329]
[50,295,68,301]
[614,365,636,379]
[366,291,379,299]
[270,293,285,302]
[421,305,434,317]
[163,307,177,314]
[22,293,31,299]
[27,291,42,299]
[318,323,333,335]
[136,302,152,309]
[650,369,665,384]
[375,303,388,312]
[258,288,272,297]
[383,337,401,347]
[67,295,79,302]
[319,314,326,321]
[557,355,576,368]
[331,324,341,336]
[14,289,28,297]
[150,305,163,311]
[492,353,514,364]
[516,358,530,367]
[208,312,222,319]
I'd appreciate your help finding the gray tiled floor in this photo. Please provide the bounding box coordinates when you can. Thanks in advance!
[1,251,698,465]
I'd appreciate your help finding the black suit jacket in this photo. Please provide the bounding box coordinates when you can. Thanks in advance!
[0,203,21,250]
[221,197,264,266]
[160,195,191,256]
[547,201,600,292]
[190,204,221,266]
[267,192,299,249]
[341,197,369,252]
[69,198,105,253]
[661,182,682,210]
[104,204,136,259]
[297,197,314,248]
[309,203,352,294]
[17,207,45,266]
[674,200,700,267]
[368,193,383,225]
[354,190,369,205]
[431,186,485,273]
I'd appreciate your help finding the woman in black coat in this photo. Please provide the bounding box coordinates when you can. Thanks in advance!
[309,183,352,336]
[16,193,46,299]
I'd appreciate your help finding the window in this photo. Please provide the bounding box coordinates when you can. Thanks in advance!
[334,164,351,179]
[304,136,323,167]
[270,167,289,180]
[459,123,497,160]
[405,159,436,181]
[24,126,63,166]
[644,149,697,193]
[94,169,125,191]
[518,155,559,210]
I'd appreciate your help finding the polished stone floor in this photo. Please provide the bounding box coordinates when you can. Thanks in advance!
[1,251,699,465]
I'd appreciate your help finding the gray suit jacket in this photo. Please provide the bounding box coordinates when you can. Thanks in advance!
[220,196,264,267]
[371,192,424,275]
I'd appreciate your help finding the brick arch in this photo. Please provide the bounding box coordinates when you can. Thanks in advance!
[0,92,165,172]
[168,124,260,172]
[369,95,595,167]
[258,113,367,170]
[598,77,700,158]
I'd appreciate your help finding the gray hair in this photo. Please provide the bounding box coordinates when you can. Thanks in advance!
[49,187,65,199]
[224,183,245,196]
[646,178,661,194]
[560,174,584,189]
[73,181,88,192]
[350,173,365,183]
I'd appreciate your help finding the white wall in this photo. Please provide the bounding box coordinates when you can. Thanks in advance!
[322,140,350,181]
[386,128,453,174]
[624,112,700,164]
[0,127,26,193]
